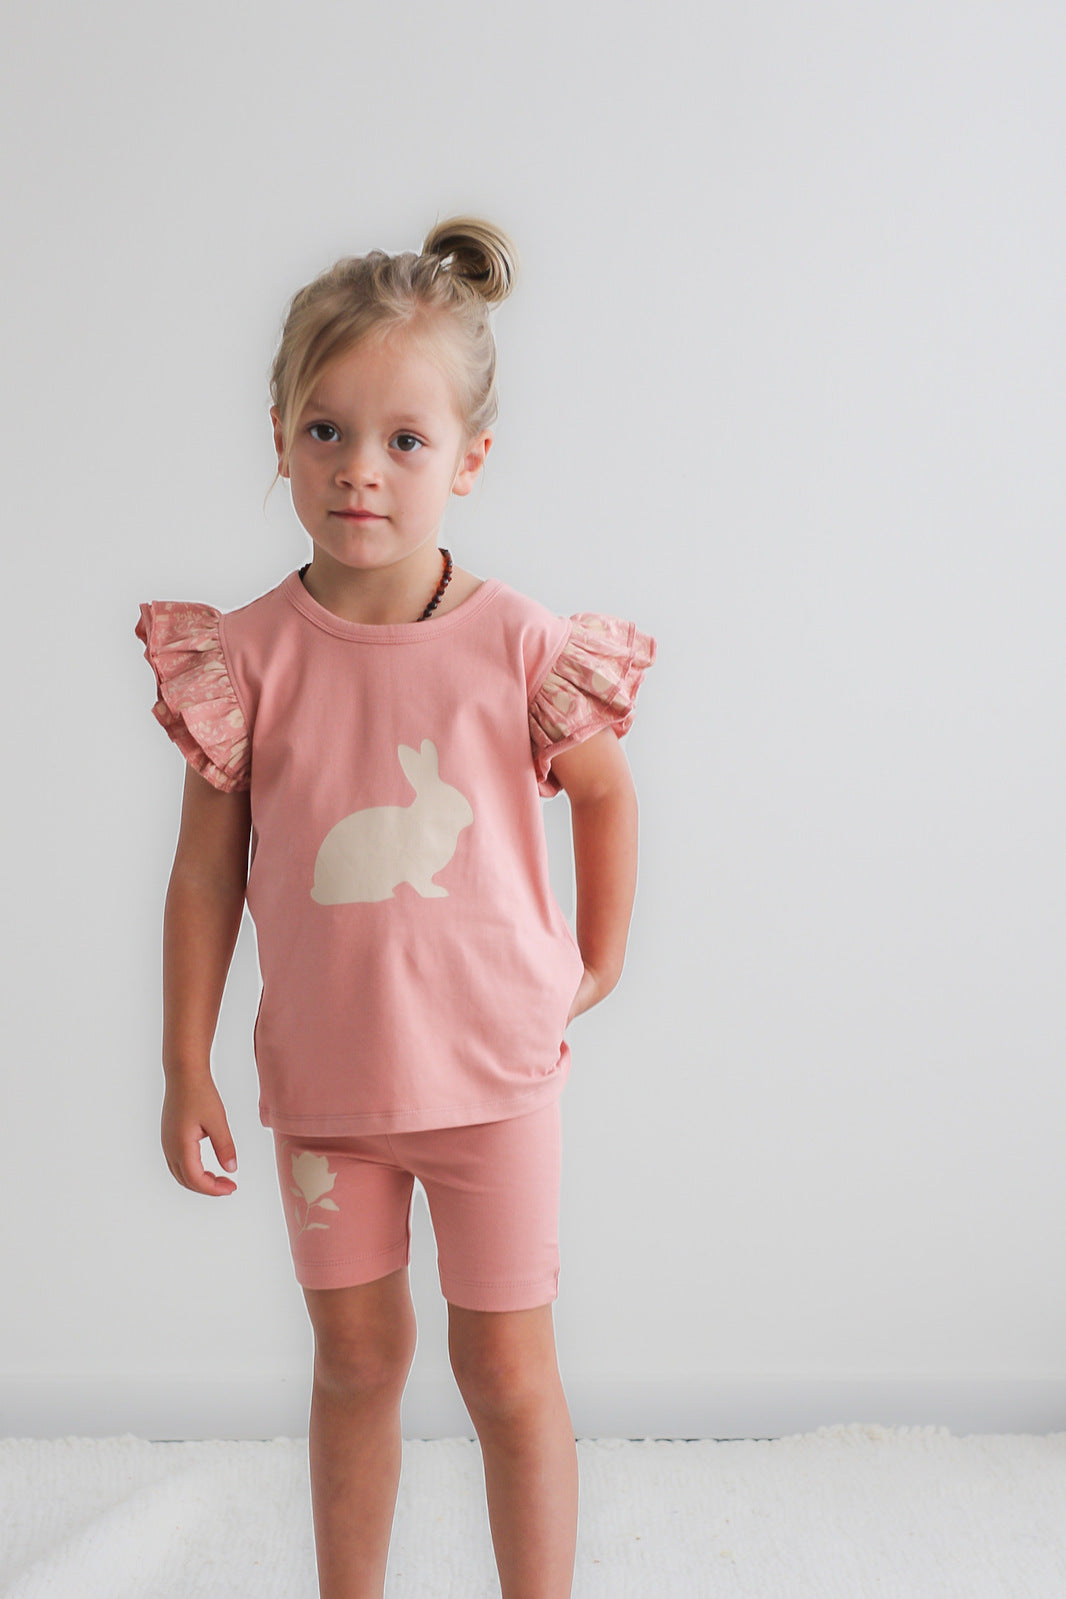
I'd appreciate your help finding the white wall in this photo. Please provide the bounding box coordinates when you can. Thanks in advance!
[3,0,1064,1440]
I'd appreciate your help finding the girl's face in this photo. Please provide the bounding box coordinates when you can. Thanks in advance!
[271,329,491,578]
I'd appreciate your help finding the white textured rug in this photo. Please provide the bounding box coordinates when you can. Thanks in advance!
[1,1426,1064,1597]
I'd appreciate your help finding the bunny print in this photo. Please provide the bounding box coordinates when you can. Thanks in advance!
[311,738,474,905]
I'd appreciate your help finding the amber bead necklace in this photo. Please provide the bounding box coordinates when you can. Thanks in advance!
[299,547,453,622]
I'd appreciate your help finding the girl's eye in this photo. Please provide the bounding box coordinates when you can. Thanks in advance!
[305,424,422,452]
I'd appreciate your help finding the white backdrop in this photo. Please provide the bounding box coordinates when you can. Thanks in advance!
[3,1,1064,1440]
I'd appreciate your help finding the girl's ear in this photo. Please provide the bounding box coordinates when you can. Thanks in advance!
[452,432,492,497]
[270,407,289,478]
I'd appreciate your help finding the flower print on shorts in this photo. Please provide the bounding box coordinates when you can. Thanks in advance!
[289,1149,341,1235]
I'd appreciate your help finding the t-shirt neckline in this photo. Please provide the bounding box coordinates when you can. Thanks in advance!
[281,568,503,642]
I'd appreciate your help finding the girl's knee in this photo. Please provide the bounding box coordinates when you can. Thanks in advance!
[447,1302,559,1419]
[304,1269,417,1397]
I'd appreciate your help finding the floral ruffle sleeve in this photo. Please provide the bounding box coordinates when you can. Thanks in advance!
[529,612,657,797]
[135,601,251,793]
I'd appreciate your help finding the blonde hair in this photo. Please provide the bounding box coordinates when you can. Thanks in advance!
[265,215,519,500]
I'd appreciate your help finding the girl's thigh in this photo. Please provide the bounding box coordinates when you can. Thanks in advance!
[272,1131,415,1292]
[393,1098,563,1313]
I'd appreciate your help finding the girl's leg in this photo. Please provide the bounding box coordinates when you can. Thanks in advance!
[302,1267,418,1599]
[447,1301,578,1599]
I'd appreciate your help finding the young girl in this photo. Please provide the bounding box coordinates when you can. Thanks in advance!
[136,215,656,1599]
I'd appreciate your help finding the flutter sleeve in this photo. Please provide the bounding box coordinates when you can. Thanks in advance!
[135,601,251,793]
[529,612,657,797]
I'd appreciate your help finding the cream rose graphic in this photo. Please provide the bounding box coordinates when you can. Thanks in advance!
[289,1150,340,1236]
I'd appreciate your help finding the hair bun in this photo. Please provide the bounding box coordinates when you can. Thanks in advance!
[421,215,518,307]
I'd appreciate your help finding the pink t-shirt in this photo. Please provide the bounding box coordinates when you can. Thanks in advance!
[136,568,656,1136]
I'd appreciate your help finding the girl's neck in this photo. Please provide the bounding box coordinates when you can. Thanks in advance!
[299,555,485,626]
[299,547,444,626]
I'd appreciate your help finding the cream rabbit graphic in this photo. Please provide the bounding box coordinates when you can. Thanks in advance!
[311,738,474,905]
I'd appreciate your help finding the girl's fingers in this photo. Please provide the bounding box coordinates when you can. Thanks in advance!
[208,1124,238,1186]
[161,1089,238,1194]
[181,1132,237,1195]
[211,1134,238,1175]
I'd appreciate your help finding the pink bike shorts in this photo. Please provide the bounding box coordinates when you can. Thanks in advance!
[271,1097,562,1312]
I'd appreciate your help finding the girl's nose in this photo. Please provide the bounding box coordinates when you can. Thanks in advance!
[336,444,383,486]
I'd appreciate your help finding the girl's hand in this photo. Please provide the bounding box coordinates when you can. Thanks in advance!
[161,1074,239,1196]
[566,964,611,1026]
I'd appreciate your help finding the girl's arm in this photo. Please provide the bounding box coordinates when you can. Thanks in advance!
[548,728,640,1023]
[160,764,252,1196]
